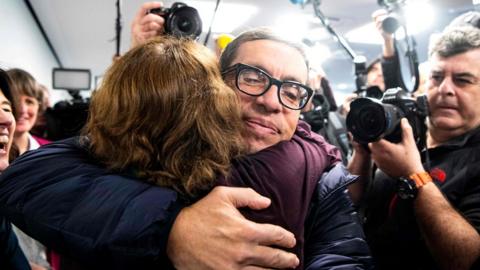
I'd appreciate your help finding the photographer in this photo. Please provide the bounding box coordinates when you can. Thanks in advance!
[338,9,404,118]
[301,68,352,163]
[372,9,400,91]
[348,26,480,269]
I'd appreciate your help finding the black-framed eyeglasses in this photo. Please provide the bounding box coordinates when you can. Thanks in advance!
[221,63,313,110]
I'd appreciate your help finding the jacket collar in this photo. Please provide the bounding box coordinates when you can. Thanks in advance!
[430,126,480,150]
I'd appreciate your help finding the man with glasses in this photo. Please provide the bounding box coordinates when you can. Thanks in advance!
[0,3,371,269]
[222,63,313,111]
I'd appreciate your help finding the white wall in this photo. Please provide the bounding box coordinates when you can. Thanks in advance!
[0,0,70,103]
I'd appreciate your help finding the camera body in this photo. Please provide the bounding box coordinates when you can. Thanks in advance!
[356,85,384,100]
[150,2,202,39]
[346,88,428,147]
[300,94,330,132]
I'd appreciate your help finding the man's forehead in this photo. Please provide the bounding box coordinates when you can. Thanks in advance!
[431,51,480,73]
[233,40,308,82]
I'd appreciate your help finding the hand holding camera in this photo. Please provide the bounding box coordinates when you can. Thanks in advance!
[346,88,428,149]
[131,2,202,48]
[368,118,426,178]
[149,2,202,39]
[131,2,165,48]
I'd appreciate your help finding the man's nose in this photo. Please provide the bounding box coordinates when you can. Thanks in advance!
[437,77,456,96]
[255,84,282,112]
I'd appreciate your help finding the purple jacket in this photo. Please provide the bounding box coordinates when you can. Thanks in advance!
[220,121,341,268]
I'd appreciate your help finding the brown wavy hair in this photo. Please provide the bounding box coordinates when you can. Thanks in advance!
[84,36,245,197]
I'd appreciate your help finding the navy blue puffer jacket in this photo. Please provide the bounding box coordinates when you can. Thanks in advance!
[0,138,372,269]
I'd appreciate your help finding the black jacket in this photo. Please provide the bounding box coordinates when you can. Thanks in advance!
[0,217,30,270]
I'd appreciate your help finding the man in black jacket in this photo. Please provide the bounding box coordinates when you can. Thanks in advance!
[349,25,480,270]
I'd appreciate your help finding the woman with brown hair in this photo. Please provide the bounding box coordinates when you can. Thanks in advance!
[85,36,245,197]
[6,69,47,155]
[3,69,50,269]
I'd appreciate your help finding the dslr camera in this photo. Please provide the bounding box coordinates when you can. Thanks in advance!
[356,85,384,100]
[346,88,428,147]
[150,2,202,39]
[377,0,406,34]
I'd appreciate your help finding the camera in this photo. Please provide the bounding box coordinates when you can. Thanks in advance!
[382,14,401,34]
[356,85,384,100]
[149,2,202,39]
[377,0,406,34]
[300,94,330,132]
[377,0,405,8]
[44,68,91,140]
[45,98,89,141]
[346,88,428,146]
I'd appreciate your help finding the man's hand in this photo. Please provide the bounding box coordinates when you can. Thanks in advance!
[130,2,165,48]
[339,93,357,116]
[372,9,395,58]
[167,186,300,270]
[347,138,373,204]
[369,118,425,177]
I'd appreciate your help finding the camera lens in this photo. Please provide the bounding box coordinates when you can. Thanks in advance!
[177,16,193,33]
[382,15,400,34]
[168,5,202,39]
[346,98,403,143]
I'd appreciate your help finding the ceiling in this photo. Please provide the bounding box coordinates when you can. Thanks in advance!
[28,0,475,98]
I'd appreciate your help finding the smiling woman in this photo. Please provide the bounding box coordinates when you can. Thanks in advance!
[6,68,47,155]
[4,68,51,270]
[0,70,16,172]
[0,68,31,270]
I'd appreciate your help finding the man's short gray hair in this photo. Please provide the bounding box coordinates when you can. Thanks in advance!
[429,25,480,58]
[219,27,309,72]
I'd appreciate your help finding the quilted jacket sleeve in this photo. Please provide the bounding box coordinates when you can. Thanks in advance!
[0,138,184,269]
[304,164,374,270]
